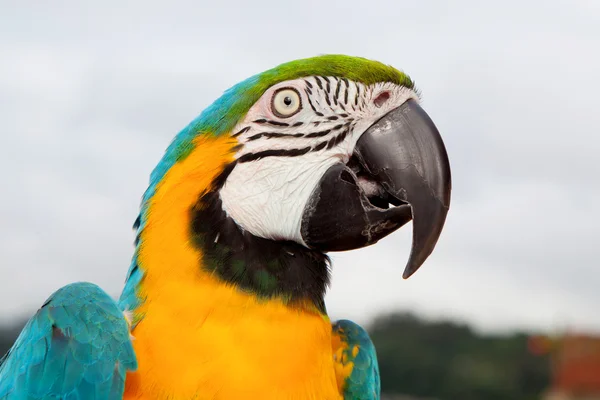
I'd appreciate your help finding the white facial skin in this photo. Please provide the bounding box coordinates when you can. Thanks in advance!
[219,77,419,245]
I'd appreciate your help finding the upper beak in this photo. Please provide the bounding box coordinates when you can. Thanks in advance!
[355,99,451,278]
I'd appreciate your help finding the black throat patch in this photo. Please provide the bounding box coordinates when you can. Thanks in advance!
[189,163,331,314]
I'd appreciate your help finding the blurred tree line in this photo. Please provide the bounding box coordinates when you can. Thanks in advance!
[371,313,550,399]
[0,312,550,399]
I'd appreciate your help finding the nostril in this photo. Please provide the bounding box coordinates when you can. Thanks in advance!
[373,91,390,108]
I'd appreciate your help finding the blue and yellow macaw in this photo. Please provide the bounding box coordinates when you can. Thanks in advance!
[0,55,451,400]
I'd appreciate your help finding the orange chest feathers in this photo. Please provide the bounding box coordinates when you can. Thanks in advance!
[121,135,343,399]
[122,279,343,400]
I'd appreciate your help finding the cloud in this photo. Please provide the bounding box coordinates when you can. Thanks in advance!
[1,0,599,335]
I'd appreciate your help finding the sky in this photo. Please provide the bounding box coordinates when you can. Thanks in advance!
[1,0,599,334]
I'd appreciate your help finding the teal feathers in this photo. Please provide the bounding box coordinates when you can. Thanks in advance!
[333,320,381,400]
[0,282,137,399]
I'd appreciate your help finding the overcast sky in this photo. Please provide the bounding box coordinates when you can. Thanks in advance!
[1,0,599,334]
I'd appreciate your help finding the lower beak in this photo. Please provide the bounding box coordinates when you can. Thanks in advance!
[355,99,451,278]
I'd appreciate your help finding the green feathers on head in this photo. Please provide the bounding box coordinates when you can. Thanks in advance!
[204,54,415,136]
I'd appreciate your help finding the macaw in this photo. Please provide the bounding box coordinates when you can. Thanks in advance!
[0,55,451,400]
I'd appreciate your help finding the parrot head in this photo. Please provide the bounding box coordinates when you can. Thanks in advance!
[195,55,450,276]
[128,55,451,313]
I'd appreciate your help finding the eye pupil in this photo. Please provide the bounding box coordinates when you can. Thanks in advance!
[283,96,292,106]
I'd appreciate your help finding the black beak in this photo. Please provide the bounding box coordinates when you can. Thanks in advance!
[355,99,451,278]
[301,99,451,279]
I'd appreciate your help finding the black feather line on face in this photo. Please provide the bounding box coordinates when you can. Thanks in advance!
[232,126,251,138]
[305,91,324,117]
[189,164,330,313]
[247,132,305,141]
[314,76,324,90]
[342,78,350,105]
[238,147,312,163]
[324,92,332,107]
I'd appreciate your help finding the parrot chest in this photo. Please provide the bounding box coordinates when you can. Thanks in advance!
[122,278,343,400]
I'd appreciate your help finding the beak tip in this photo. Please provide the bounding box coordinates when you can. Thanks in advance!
[402,262,419,280]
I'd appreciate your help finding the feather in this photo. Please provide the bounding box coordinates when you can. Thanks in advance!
[332,319,380,400]
[0,282,137,399]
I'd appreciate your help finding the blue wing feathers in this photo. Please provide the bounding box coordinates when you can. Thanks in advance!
[333,319,380,400]
[0,282,137,399]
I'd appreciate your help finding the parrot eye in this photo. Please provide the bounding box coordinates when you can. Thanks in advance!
[271,88,302,118]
